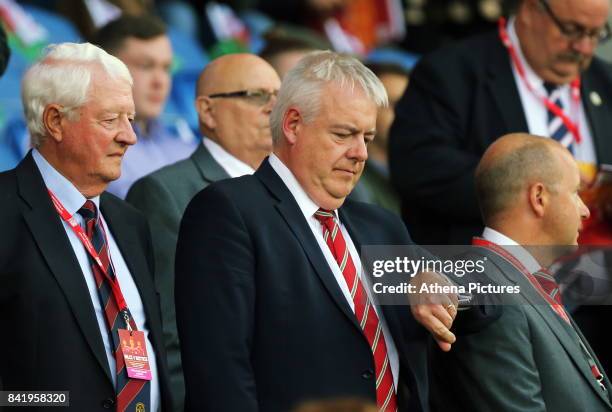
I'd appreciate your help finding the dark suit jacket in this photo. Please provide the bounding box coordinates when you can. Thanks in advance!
[175,158,430,412]
[430,248,612,412]
[389,31,612,246]
[0,152,172,411]
[127,143,230,412]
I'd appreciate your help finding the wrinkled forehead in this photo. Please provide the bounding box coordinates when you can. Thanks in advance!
[550,0,610,26]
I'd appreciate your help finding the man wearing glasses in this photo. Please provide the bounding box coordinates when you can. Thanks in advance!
[126,53,281,411]
[389,0,612,246]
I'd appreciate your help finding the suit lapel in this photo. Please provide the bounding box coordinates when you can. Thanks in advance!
[486,37,529,133]
[255,159,362,332]
[17,153,113,384]
[581,70,612,164]
[191,142,231,184]
[100,196,165,359]
[489,252,612,406]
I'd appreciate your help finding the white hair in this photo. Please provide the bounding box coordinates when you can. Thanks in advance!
[21,42,133,147]
[270,50,388,145]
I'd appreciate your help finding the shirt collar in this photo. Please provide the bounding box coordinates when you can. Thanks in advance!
[482,227,541,273]
[508,16,569,96]
[32,149,100,216]
[268,153,339,220]
[202,137,255,178]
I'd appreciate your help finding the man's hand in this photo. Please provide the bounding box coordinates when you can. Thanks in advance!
[409,271,459,352]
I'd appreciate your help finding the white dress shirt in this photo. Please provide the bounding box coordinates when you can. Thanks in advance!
[508,17,597,164]
[482,227,541,274]
[33,149,160,412]
[203,137,255,178]
[269,154,399,387]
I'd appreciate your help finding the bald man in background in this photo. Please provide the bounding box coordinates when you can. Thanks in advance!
[126,53,281,411]
[431,133,611,411]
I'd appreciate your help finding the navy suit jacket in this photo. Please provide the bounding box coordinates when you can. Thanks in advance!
[389,31,612,246]
[175,158,430,412]
[0,152,172,411]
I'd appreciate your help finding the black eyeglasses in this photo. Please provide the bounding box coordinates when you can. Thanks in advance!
[207,89,278,106]
[539,0,611,43]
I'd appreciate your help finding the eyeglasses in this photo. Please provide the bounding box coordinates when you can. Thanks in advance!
[207,89,278,106]
[539,0,611,43]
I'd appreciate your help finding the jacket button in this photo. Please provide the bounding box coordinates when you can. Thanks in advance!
[102,398,115,409]
[362,369,374,379]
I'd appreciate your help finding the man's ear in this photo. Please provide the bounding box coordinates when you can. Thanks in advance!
[282,108,301,145]
[195,96,216,130]
[42,104,65,143]
[528,182,548,218]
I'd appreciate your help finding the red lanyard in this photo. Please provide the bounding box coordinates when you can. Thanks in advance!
[48,189,129,317]
[471,237,570,323]
[498,17,582,144]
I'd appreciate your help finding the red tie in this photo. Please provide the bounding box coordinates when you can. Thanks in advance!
[532,269,564,306]
[314,209,397,411]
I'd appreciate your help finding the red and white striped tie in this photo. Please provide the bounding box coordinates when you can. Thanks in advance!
[314,209,397,412]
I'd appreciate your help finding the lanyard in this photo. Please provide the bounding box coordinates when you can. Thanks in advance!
[471,237,570,323]
[472,236,606,390]
[498,17,582,145]
[47,189,132,329]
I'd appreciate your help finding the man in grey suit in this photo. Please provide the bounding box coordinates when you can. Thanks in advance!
[126,53,281,410]
[430,133,612,411]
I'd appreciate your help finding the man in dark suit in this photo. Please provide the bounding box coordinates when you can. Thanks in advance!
[127,53,281,411]
[431,133,612,411]
[175,51,459,412]
[389,0,612,246]
[0,42,171,411]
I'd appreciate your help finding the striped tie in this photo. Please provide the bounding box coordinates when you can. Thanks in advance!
[544,82,574,153]
[532,268,563,306]
[78,201,150,412]
[532,268,607,389]
[314,209,397,412]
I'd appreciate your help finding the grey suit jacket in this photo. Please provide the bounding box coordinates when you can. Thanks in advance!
[430,248,612,412]
[126,143,230,412]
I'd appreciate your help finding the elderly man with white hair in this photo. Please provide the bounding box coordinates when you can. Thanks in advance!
[175,51,457,412]
[0,43,172,411]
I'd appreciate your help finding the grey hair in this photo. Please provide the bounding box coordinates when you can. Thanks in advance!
[475,139,561,223]
[270,50,388,145]
[21,42,133,147]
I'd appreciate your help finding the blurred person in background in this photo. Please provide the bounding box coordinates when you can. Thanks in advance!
[260,25,330,78]
[127,52,281,411]
[93,14,198,199]
[360,61,409,214]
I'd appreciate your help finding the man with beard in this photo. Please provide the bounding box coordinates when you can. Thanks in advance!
[126,53,281,412]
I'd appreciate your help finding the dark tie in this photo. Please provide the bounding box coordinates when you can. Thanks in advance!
[78,200,150,412]
[314,209,397,411]
[532,268,563,306]
[543,82,574,153]
[532,267,607,391]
